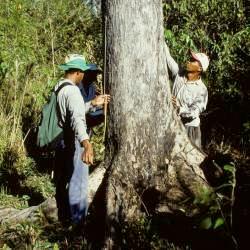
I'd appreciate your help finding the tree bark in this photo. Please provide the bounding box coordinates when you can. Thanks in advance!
[99,0,209,247]
[1,1,209,247]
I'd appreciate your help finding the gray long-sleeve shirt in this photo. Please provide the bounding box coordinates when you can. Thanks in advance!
[55,79,89,143]
[165,44,208,127]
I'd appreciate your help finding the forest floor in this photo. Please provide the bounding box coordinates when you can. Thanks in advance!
[0,144,249,250]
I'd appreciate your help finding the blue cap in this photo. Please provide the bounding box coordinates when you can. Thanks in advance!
[86,63,102,73]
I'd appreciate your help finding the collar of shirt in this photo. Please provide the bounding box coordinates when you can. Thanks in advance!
[185,78,202,85]
[61,78,74,85]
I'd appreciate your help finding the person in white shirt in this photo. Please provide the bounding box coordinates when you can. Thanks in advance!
[165,44,209,149]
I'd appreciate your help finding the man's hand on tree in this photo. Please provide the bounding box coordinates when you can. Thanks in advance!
[81,140,94,165]
[91,94,110,106]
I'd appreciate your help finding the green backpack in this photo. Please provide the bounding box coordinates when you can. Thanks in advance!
[37,82,71,149]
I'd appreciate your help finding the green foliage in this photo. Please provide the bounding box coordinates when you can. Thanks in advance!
[0,0,247,248]
[0,0,102,128]
[193,187,224,230]
[121,217,192,250]
[163,0,250,148]
[194,162,236,233]
[0,187,29,209]
[0,137,55,202]
[224,164,236,174]
[91,124,106,162]
[199,217,212,229]
[194,187,217,207]
[199,216,225,230]
[0,222,60,249]
[1,222,42,249]
[53,243,59,250]
[0,1,103,220]
[24,175,55,199]
[213,217,224,229]
[0,1,102,247]
[0,221,88,249]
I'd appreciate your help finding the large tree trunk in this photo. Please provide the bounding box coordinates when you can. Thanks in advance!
[98,0,209,247]
[1,0,209,247]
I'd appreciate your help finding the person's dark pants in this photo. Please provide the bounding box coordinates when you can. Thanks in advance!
[185,125,202,149]
[54,141,73,225]
[54,138,88,225]
[54,109,104,225]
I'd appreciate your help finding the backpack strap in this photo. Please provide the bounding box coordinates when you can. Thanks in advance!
[55,81,73,96]
[55,81,73,127]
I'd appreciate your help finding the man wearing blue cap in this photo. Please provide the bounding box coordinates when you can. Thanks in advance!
[54,54,109,226]
[79,63,105,130]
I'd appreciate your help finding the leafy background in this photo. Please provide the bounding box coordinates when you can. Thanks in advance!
[163,0,250,151]
[0,0,249,249]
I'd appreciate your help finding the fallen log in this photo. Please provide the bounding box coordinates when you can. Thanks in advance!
[0,164,106,224]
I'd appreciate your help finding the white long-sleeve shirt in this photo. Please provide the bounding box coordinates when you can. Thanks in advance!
[165,45,208,127]
[55,79,90,143]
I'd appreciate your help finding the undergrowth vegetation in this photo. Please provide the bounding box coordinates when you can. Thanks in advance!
[163,0,250,150]
[0,0,102,206]
[0,0,249,249]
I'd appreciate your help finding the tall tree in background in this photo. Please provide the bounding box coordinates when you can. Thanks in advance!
[95,0,210,247]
